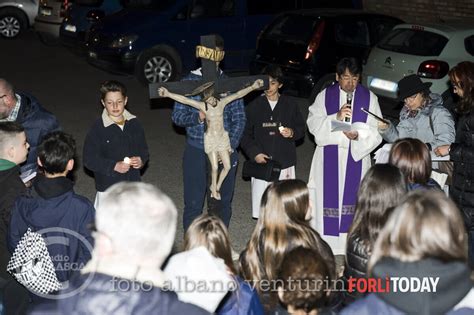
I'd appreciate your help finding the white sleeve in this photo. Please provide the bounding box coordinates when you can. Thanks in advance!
[307,90,347,147]
[350,92,383,161]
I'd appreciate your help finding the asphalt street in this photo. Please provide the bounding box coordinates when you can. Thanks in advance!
[1,31,399,254]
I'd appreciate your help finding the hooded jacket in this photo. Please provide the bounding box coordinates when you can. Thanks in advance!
[0,158,25,278]
[7,175,95,283]
[380,93,455,149]
[341,258,474,315]
[15,92,61,174]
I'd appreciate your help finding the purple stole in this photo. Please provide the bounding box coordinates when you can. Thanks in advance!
[323,83,369,236]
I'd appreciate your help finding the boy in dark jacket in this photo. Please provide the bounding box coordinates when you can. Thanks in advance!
[240,65,305,218]
[8,131,95,284]
[0,122,29,278]
[83,80,149,208]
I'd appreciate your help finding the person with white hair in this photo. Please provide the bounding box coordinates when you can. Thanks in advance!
[31,182,209,314]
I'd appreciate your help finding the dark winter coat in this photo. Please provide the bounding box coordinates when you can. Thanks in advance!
[240,95,305,169]
[341,258,474,315]
[450,111,474,231]
[83,114,149,192]
[342,234,369,305]
[29,272,210,315]
[7,175,95,283]
[16,92,61,174]
[0,160,25,279]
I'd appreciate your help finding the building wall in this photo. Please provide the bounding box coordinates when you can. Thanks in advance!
[363,0,474,24]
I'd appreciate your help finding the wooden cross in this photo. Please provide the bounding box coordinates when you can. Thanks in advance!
[148,34,268,99]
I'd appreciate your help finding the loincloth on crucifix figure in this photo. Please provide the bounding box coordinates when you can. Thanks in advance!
[159,79,263,199]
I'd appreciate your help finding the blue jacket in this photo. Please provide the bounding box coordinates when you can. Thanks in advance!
[16,93,61,174]
[217,276,264,315]
[29,272,210,315]
[171,70,246,150]
[408,178,442,191]
[7,175,94,283]
[83,114,149,192]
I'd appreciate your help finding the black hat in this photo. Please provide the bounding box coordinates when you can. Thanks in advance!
[397,74,432,100]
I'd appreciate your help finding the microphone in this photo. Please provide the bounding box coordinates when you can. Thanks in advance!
[344,92,353,123]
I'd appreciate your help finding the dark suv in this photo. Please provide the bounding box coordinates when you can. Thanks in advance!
[250,9,403,101]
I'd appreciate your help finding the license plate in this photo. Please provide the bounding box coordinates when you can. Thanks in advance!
[40,7,52,16]
[64,24,76,33]
[369,77,398,92]
[88,52,97,59]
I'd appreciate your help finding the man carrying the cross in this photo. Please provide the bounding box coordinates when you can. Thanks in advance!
[307,57,382,255]
[171,35,246,231]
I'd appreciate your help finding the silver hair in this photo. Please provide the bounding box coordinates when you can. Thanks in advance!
[96,182,177,262]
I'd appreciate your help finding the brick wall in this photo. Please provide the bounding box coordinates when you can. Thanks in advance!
[363,0,474,24]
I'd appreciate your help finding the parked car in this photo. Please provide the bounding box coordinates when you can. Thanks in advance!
[85,0,352,85]
[250,9,403,100]
[34,0,71,40]
[363,22,474,106]
[0,0,38,38]
[60,0,123,49]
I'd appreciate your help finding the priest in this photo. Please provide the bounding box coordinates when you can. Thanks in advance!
[307,57,382,255]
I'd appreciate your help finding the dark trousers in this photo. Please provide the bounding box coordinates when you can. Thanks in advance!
[182,143,238,231]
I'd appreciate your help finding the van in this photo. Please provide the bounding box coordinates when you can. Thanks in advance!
[34,0,70,39]
[85,0,354,85]
[60,0,123,49]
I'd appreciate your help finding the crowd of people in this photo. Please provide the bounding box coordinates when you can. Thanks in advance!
[0,35,473,315]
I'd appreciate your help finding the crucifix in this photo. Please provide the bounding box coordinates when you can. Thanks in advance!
[149,34,268,200]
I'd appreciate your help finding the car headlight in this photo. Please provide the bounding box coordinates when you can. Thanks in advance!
[109,35,138,48]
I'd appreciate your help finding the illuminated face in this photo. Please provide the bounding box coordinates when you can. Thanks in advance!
[452,75,464,98]
[0,89,14,120]
[404,93,424,110]
[264,77,282,99]
[336,69,359,93]
[11,131,29,164]
[102,91,127,119]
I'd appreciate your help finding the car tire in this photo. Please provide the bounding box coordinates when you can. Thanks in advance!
[0,8,27,39]
[135,47,182,85]
[308,73,336,104]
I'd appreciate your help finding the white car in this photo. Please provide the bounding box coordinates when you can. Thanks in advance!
[363,22,474,102]
[0,0,38,38]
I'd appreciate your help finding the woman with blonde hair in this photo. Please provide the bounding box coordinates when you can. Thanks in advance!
[184,214,264,315]
[239,179,336,312]
[342,190,474,315]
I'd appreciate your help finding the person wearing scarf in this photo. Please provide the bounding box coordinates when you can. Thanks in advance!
[378,74,455,152]
[307,58,382,255]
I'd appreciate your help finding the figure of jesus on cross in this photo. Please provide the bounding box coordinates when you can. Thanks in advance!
[150,34,267,220]
[158,79,263,199]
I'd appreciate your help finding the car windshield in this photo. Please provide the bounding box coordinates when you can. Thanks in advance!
[377,28,448,56]
[265,15,319,44]
[121,0,175,10]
